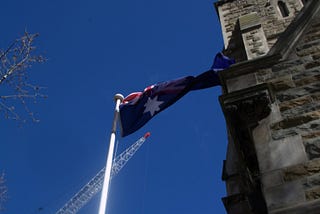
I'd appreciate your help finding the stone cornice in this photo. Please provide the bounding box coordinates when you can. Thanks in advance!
[219,53,282,93]
[218,1,320,93]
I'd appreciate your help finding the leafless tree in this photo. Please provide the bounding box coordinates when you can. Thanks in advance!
[0,173,7,212]
[0,31,46,123]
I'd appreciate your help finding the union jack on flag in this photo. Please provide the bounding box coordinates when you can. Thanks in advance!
[119,52,235,137]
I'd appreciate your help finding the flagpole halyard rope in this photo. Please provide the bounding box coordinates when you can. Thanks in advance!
[98,94,124,214]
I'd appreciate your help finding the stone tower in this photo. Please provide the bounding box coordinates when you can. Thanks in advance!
[215,0,320,213]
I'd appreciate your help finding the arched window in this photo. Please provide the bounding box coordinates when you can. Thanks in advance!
[278,1,290,17]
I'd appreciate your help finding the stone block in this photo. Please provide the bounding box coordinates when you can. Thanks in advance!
[225,201,252,214]
[253,121,272,145]
[304,60,320,70]
[304,32,320,43]
[306,187,320,200]
[303,174,320,189]
[293,68,320,81]
[296,41,320,52]
[296,45,320,57]
[269,75,295,92]
[304,82,320,94]
[272,59,304,73]
[269,199,320,214]
[256,68,274,83]
[264,181,306,210]
[256,135,307,172]
[304,138,320,160]
[272,119,320,140]
[242,26,269,59]
[226,176,244,195]
[261,170,284,189]
[279,95,313,112]
[313,53,320,60]
[276,87,309,102]
[224,138,241,178]
[271,110,320,130]
[302,131,320,140]
[239,13,261,31]
[226,73,257,93]
[222,194,253,214]
[253,104,282,146]
[295,74,320,87]
[284,159,320,181]
[281,102,320,118]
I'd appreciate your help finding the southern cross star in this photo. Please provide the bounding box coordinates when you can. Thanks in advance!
[143,96,164,116]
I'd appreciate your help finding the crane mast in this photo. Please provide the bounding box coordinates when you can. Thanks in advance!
[56,132,151,214]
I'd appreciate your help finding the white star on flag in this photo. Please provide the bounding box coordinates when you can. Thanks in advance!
[143,96,164,116]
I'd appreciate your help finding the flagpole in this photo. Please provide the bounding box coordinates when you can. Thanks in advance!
[98,93,124,214]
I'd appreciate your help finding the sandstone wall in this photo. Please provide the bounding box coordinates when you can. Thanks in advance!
[218,1,320,213]
[215,0,303,61]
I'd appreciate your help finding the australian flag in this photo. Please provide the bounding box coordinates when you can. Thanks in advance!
[119,53,235,137]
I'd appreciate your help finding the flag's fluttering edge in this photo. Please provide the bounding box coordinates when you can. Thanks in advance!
[119,52,235,137]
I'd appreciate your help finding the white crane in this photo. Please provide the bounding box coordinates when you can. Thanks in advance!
[56,132,151,214]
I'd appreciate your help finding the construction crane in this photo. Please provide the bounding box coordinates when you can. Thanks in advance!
[56,132,151,214]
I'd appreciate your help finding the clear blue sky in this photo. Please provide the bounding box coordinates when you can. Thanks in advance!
[0,0,229,213]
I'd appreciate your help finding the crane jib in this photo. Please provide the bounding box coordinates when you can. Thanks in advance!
[55,133,151,214]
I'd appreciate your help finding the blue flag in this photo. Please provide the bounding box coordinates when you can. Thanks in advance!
[119,53,235,137]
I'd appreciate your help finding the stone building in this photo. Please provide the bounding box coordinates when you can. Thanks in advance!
[215,0,320,213]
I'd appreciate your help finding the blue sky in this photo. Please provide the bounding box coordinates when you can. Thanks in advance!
[0,0,229,213]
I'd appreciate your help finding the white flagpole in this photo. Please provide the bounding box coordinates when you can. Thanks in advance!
[98,93,124,214]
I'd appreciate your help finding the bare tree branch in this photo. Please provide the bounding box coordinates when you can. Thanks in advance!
[0,31,46,122]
